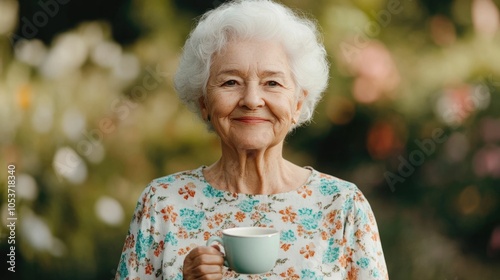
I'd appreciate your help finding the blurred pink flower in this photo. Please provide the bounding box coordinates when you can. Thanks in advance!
[436,84,481,126]
[489,226,500,256]
[473,145,500,178]
[343,41,400,103]
[472,0,500,39]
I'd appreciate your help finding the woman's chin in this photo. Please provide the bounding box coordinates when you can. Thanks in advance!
[228,137,279,152]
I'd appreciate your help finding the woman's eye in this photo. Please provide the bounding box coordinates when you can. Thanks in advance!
[222,80,237,86]
[266,81,280,87]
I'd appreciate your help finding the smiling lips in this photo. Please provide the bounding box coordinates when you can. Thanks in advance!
[232,116,269,124]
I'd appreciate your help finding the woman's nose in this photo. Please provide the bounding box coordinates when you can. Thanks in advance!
[239,83,265,109]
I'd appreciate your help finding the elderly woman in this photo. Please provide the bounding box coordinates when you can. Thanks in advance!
[116,0,388,279]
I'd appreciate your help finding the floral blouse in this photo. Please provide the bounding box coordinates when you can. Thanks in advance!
[115,166,388,280]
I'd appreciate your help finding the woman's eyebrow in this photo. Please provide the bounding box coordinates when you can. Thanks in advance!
[260,70,286,78]
[215,69,286,79]
[216,69,244,76]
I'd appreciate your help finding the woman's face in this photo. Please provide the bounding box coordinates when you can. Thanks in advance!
[201,39,306,151]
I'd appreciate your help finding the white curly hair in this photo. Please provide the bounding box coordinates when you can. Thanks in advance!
[174,0,329,130]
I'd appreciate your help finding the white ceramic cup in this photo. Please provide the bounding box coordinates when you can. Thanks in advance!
[206,227,280,274]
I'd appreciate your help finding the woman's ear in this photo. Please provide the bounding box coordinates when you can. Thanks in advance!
[199,96,209,120]
[293,89,308,121]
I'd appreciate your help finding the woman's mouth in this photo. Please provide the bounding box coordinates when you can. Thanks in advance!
[232,117,269,124]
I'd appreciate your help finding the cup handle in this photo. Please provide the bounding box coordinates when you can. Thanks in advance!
[206,236,229,267]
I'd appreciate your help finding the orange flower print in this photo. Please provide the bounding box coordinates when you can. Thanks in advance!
[177,227,188,239]
[339,237,347,246]
[355,192,365,202]
[325,211,336,224]
[321,231,328,240]
[279,206,297,223]
[281,243,291,251]
[139,205,150,221]
[125,234,135,250]
[297,185,313,198]
[141,192,148,205]
[347,266,359,280]
[159,183,169,189]
[346,246,353,257]
[178,182,196,200]
[364,224,371,232]
[368,212,376,224]
[299,243,316,259]
[213,213,225,226]
[178,245,191,256]
[128,252,138,268]
[280,267,300,279]
[251,211,261,221]
[339,255,347,268]
[154,240,164,257]
[297,225,305,237]
[335,220,342,230]
[203,231,211,241]
[161,205,178,223]
[235,211,246,222]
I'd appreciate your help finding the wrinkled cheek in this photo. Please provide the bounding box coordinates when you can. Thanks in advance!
[277,111,294,125]
[211,118,233,138]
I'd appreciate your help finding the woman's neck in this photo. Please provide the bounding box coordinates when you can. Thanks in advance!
[203,144,310,194]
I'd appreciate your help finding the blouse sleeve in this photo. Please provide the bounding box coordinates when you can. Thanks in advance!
[115,184,165,280]
[343,189,389,279]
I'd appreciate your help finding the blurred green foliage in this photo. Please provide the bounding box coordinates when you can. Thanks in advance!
[1,0,500,279]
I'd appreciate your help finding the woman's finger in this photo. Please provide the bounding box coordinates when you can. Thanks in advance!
[183,246,224,280]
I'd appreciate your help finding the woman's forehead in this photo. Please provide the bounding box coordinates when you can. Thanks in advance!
[210,39,291,76]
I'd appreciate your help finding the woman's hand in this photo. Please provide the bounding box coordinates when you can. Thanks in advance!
[183,245,224,280]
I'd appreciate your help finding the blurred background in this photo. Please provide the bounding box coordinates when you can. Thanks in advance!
[1,0,500,279]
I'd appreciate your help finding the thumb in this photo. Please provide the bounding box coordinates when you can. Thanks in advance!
[210,244,224,255]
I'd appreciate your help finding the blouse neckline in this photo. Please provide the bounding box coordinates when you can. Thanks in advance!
[196,165,317,197]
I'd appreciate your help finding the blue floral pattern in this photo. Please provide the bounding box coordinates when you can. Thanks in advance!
[319,180,340,196]
[202,185,224,198]
[301,269,323,280]
[164,232,178,246]
[298,208,322,230]
[179,208,205,230]
[323,239,340,264]
[237,199,260,213]
[281,229,297,242]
